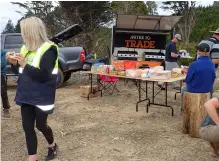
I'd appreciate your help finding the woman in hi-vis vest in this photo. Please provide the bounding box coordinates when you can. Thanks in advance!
[6,17,58,161]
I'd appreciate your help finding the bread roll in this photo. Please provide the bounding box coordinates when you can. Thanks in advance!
[8,52,16,58]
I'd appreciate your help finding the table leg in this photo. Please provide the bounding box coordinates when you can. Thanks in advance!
[174,80,182,100]
[136,80,150,112]
[165,82,174,116]
[87,74,93,100]
[146,81,150,113]
[96,75,103,97]
[124,79,128,86]
[147,82,174,116]
[139,80,141,101]
[152,82,155,104]
[146,81,148,99]
[87,74,102,100]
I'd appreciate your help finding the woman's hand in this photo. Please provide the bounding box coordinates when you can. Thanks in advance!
[15,53,27,68]
[6,53,17,65]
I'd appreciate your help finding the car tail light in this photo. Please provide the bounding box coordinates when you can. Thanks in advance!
[80,49,86,62]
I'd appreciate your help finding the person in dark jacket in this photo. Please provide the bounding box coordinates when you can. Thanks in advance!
[6,17,58,161]
[85,50,97,60]
[1,50,10,117]
[158,34,182,90]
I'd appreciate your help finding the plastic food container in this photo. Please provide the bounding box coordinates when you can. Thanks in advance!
[126,69,136,77]
[150,70,171,79]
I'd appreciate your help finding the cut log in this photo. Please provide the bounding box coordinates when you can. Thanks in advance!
[80,85,99,98]
[182,92,209,138]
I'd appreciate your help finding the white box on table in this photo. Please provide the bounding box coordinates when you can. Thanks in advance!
[150,71,171,80]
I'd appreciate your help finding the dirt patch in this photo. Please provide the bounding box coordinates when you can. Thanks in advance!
[1,72,218,161]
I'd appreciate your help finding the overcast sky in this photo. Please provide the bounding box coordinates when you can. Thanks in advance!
[0,1,214,32]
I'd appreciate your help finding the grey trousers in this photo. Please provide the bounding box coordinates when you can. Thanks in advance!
[165,61,179,87]
[200,125,219,156]
[200,125,219,142]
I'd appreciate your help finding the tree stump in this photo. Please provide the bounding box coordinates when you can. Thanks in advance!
[182,92,208,138]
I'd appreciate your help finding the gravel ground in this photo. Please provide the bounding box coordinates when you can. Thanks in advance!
[1,71,219,161]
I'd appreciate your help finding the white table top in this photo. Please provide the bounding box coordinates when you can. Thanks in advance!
[82,71,186,83]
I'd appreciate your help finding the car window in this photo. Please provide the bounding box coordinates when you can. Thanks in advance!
[4,35,24,49]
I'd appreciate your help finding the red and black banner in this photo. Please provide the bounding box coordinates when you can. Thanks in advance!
[114,32,166,49]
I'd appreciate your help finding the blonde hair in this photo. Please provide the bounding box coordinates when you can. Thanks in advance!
[20,17,51,51]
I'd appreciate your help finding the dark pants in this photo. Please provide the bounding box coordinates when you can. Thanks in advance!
[1,75,10,109]
[21,104,54,155]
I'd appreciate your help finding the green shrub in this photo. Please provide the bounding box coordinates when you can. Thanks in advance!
[177,43,197,66]
[178,58,194,66]
[183,43,197,57]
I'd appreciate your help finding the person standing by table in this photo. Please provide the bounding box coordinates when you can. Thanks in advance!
[86,50,97,60]
[200,97,219,157]
[158,34,182,90]
[180,43,216,111]
[1,49,11,118]
[6,17,58,161]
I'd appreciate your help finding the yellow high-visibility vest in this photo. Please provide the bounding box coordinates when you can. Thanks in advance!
[94,52,97,59]
[19,42,58,74]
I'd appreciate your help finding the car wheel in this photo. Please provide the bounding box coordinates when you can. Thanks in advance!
[63,72,72,82]
[82,63,91,71]
[56,68,64,88]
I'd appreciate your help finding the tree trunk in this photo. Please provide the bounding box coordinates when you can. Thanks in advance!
[182,92,208,138]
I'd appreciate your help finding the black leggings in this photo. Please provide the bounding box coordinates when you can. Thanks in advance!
[21,104,54,155]
[1,75,10,109]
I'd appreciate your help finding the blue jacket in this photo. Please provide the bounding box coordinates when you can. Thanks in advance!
[1,50,7,75]
[185,56,216,93]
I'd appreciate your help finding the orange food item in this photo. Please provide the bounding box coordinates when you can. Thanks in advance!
[136,61,162,68]
[124,61,137,70]
[135,69,143,77]
[112,60,125,71]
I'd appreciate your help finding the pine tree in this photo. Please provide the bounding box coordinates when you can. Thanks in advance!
[190,6,219,42]
[2,20,15,34]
